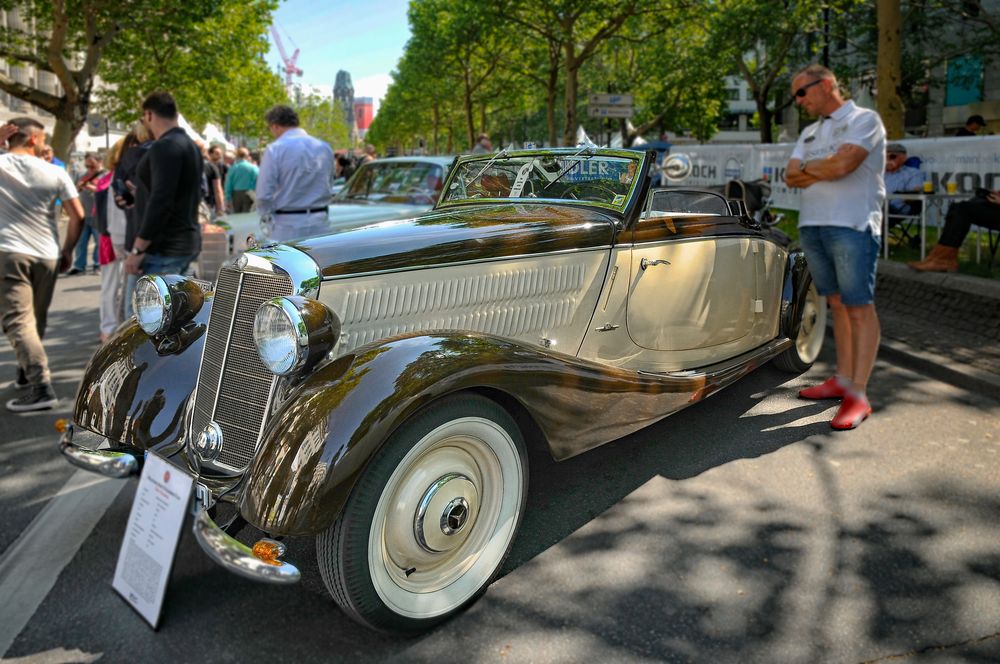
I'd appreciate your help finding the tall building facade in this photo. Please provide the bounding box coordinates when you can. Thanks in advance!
[334,70,356,141]
[354,97,373,139]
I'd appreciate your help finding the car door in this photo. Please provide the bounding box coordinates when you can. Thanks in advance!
[626,189,758,353]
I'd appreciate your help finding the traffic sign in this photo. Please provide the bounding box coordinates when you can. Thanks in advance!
[86,114,107,137]
[587,105,634,118]
[588,93,633,106]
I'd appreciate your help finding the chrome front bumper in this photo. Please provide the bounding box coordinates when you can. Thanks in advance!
[59,426,139,478]
[192,509,301,584]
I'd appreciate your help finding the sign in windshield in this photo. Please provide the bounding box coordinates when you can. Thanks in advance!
[439,150,644,212]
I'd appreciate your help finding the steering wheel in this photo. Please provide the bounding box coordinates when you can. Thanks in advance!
[563,182,618,202]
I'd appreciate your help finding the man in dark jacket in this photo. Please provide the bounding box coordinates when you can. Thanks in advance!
[124,91,203,278]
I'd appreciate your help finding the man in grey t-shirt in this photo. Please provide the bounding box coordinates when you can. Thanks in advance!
[0,118,85,412]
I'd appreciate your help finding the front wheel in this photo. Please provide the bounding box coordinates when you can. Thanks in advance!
[317,393,528,633]
[774,277,826,372]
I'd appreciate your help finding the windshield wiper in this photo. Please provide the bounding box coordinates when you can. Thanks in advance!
[471,148,510,183]
[542,146,596,192]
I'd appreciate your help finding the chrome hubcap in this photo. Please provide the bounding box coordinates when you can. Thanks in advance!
[413,473,479,552]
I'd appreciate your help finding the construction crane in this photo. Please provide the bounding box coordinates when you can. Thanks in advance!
[270,24,303,93]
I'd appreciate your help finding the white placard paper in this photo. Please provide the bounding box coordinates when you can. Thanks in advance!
[112,452,193,629]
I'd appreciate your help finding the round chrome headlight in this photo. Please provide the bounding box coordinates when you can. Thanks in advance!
[133,276,171,336]
[253,296,340,376]
[132,275,206,337]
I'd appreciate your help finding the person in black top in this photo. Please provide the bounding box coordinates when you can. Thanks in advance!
[124,91,203,278]
[955,114,985,137]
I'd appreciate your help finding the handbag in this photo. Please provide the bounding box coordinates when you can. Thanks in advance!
[98,234,116,265]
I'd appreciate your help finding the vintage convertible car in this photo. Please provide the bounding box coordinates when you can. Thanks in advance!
[60,147,825,633]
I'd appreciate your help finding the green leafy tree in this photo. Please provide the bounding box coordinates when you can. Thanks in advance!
[97,0,286,140]
[297,96,351,150]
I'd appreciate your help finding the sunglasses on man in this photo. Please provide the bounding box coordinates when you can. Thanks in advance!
[794,79,823,98]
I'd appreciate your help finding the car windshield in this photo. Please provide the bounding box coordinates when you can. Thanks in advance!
[337,161,445,205]
[439,150,643,212]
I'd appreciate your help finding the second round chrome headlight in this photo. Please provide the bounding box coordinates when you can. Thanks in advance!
[253,296,340,376]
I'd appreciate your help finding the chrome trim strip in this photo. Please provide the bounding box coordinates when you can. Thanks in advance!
[193,509,300,584]
[319,244,614,282]
[236,244,322,297]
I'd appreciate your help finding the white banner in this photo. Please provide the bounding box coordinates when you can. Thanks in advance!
[663,136,1000,210]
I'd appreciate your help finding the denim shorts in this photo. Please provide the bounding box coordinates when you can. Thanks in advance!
[798,226,880,306]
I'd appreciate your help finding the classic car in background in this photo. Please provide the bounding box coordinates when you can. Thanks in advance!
[198,156,455,282]
[60,147,824,633]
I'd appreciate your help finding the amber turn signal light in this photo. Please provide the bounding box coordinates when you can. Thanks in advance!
[251,539,287,566]
[54,418,68,433]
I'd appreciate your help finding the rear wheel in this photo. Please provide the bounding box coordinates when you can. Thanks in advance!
[317,393,528,633]
[774,278,826,373]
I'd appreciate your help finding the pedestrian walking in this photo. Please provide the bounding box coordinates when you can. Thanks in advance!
[123,91,203,280]
[255,105,335,242]
[0,117,86,412]
[112,122,153,319]
[784,64,886,430]
[224,147,259,213]
[68,152,106,275]
[96,137,129,342]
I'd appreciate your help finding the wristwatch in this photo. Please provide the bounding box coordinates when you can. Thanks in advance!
[799,161,808,173]
[131,247,145,256]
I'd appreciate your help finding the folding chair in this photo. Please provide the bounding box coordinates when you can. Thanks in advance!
[974,224,1000,269]
[887,202,923,249]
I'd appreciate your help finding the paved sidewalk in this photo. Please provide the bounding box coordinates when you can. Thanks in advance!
[875,260,1000,400]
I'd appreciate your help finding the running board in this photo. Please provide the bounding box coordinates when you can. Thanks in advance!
[639,337,793,394]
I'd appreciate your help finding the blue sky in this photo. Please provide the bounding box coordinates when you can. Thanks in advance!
[266,0,412,116]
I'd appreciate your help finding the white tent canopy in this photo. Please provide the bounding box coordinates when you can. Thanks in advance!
[202,123,235,150]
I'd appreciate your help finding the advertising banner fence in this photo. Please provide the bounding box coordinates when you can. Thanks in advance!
[662,136,1000,210]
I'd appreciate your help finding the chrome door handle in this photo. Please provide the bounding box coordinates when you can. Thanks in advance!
[640,258,671,270]
[594,323,620,332]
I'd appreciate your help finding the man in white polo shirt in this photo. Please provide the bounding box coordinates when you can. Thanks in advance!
[0,118,86,411]
[784,64,886,430]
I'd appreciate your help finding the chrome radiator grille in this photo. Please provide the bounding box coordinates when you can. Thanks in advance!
[192,266,293,470]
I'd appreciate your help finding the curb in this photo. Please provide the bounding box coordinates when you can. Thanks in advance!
[877,336,1000,401]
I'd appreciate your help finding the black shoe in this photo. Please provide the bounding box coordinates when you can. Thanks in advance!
[12,367,28,390]
[6,384,58,412]
[66,267,83,276]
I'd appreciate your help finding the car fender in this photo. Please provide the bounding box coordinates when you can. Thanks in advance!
[241,331,744,536]
[73,296,211,452]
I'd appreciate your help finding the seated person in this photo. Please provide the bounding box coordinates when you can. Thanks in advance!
[884,143,924,215]
[476,173,512,198]
[910,189,1000,272]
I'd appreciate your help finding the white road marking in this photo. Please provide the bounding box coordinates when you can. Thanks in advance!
[0,470,126,657]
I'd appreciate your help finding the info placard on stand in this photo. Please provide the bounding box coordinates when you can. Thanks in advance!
[112,452,193,629]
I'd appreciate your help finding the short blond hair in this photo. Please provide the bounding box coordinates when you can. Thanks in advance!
[794,64,837,85]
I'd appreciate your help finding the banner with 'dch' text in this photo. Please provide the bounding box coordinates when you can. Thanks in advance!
[662,135,1000,210]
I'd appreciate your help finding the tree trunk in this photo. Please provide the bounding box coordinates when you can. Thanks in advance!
[756,94,774,144]
[432,103,440,155]
[876,0,905,139]
[562,49,579,147]
[463,69,475,149]
[546,64,558,147]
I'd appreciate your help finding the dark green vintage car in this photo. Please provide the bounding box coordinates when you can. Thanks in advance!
[61,147,824,632]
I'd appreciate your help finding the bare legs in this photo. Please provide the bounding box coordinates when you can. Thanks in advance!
[826,294,880,392]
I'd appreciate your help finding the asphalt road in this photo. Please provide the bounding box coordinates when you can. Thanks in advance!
[1,274,999,663]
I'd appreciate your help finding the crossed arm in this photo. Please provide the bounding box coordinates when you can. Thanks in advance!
[785,143,870,189]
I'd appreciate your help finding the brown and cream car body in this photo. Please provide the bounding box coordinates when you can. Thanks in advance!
[61,148,824,632]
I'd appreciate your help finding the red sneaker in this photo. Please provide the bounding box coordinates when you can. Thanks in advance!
[798,376,848,400]
[830,393,872,430]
